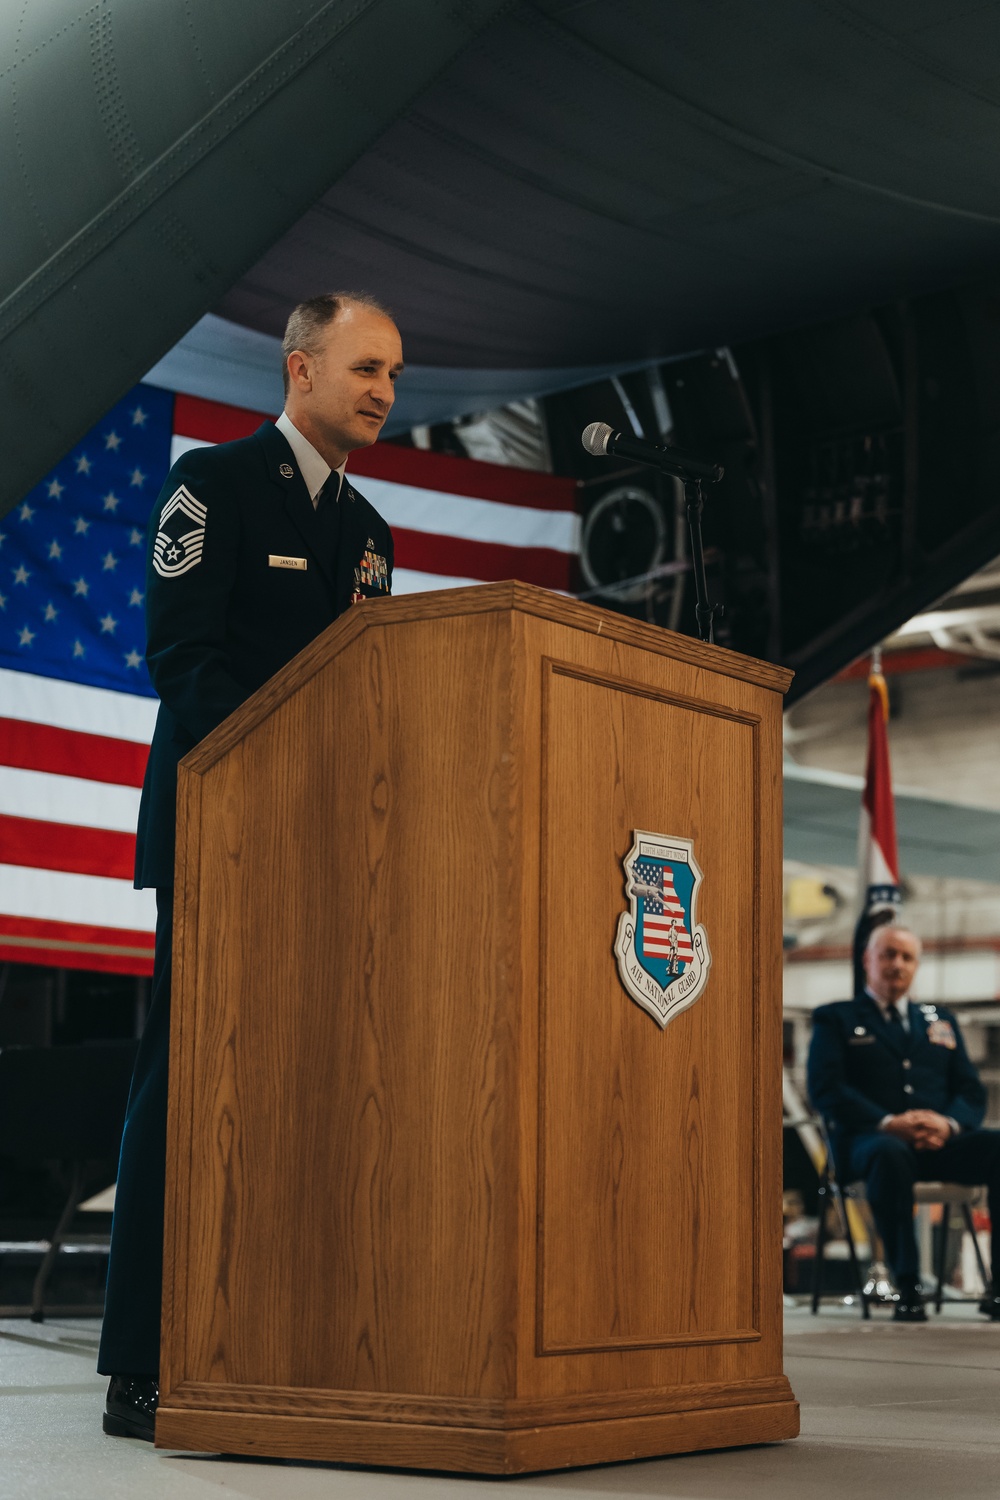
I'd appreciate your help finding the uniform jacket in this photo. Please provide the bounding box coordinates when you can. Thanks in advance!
[807,995,986,1162]
[134,421,393,888]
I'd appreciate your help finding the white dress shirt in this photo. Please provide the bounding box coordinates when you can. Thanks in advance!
[275,411,345,507]
[867,988,910,1031]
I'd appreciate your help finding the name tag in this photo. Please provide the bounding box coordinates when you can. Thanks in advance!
[269,554,307,571]
[848,1035,876,1046]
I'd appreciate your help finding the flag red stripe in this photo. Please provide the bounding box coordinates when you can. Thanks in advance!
[0,914,154,976]
[348,444,578,511]
[173,392,267,445]
[0,815,136,881]
[0,941,151,975]
[392,529,571,590]
[0,717,148,788]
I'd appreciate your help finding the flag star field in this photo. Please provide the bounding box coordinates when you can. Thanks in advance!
[0,385,171,696]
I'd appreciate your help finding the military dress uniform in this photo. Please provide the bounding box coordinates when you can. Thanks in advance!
[807,994,1000,1294]
[98,418,393,1378]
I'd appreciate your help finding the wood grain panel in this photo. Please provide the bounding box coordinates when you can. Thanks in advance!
[168,610,517,1397]
[538,662,760,1352]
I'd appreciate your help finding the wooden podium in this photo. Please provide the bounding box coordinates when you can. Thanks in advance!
[156,582,797,1472]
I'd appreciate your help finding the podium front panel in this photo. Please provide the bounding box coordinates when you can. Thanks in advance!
[538,660,759,1353]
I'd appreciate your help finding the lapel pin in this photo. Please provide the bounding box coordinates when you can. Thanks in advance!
[279,462,294,478]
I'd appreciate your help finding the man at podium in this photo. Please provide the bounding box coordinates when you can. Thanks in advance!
[99,293,404,1440]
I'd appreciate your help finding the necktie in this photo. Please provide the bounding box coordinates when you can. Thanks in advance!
[885,1002,911,1048]
[313,474,342,566]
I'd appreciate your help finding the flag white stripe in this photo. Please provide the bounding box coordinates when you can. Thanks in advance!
[0,765,142,832]
[0,863,155,929]
[857,805,897,892]
[355,477,580,553]
[391,568,483,595]
[0,667,157,742]
[170,435,212,464]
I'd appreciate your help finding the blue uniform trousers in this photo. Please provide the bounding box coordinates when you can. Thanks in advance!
[97,887,172,1376]
[845,1128,1000,1286]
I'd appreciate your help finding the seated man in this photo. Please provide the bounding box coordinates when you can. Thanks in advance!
[807,923,1000,1322]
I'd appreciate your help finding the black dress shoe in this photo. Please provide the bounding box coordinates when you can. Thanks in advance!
[893,1297,928,1323]
[979,1293,1000,1320]
[103,1375,158,1441]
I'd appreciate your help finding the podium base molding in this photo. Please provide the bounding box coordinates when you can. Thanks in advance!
[155,1386,799,1474]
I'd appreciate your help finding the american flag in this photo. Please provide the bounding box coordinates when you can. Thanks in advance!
[0,384,580,974]
[635,857,694,967]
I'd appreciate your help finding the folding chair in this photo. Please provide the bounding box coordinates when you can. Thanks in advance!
[810,1124,872,1319]
[811,1138,992,1316]
[914,1182,990,1313]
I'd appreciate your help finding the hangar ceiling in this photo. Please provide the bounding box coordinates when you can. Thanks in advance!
[0,0,507,516]
[220,0,1000,367]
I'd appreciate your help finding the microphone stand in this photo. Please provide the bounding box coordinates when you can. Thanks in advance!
[626,448,722,645]
[682,478,721,645]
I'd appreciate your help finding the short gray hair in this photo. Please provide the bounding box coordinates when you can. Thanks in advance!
[865,922,922,957]
[281,291,395,395]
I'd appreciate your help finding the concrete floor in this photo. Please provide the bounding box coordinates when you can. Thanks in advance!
[3,1304,999,1499]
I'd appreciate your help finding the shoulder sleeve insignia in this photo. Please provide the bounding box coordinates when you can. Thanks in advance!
[152,485,207,578]
[927,1018,957,1049]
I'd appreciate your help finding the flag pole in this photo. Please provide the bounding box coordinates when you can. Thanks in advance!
[852,645,901,994]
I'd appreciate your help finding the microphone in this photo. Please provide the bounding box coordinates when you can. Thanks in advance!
[582,422,723,484]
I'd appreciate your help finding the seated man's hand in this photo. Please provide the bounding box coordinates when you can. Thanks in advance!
[881,1110,952,1147]
[907,1109,953,1150]
[882,1113,922,1143]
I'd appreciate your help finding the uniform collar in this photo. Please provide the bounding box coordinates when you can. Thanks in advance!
[865,987,910,1024]
[276,411,346,503]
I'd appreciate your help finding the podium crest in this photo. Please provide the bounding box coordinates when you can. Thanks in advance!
[614,830,712,1029]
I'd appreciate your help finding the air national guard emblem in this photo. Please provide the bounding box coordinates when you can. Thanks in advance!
[614,831,712,1029]
[152,485,207,578]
